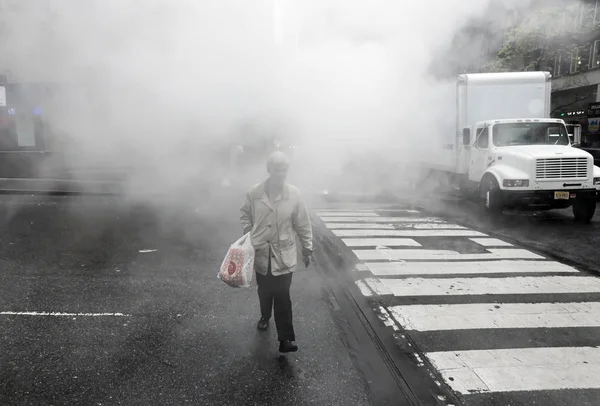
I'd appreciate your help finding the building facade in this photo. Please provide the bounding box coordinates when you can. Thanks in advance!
[445,0,600,146]
[533,0,600,146]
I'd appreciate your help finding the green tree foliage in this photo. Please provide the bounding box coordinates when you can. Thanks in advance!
[482,2,587,73]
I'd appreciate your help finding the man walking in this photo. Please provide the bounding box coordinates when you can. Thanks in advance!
[240,151,313,353]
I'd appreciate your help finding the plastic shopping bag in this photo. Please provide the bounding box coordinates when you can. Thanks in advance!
[218,233,255,288]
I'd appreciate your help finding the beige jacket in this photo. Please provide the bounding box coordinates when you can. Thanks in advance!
[240,181,313,276]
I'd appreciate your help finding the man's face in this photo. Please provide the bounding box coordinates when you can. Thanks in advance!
[269,162,289,185]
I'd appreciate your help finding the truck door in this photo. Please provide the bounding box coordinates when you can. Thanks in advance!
[468,126,490,182]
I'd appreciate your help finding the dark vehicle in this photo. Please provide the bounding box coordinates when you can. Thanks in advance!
[0,82,134,195]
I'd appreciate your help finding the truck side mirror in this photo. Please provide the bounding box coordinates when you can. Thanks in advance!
[574,126,582,145]
[462,128,471,146]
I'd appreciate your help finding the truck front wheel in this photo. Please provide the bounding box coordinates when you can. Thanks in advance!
[480,176,503,214]
[572,197,596,223]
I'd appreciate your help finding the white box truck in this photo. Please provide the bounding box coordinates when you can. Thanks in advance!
[416,71,600,223]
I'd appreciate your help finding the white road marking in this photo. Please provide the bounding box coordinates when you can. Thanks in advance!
[389,302,600,331]
[333,229,487,238]
[316,211,379,217]
[470,238,513,247]
[364,278,393,296]
[355,280,373,296]
[343,238,422,248]
[0,311,131,317]
[377,306,400,331]
[392,223,467,230]
[316,209,420,214]
[354,248,544,261]
[427,347,600,394]
[381,276,600,297]
[319,207,600,400]
[322,217,445,223]
[139,249,157,253]
[326,223,467,230]
[363,260,578,276]
[326,223,395,230]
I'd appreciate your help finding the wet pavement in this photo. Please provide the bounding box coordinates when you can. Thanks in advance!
[0,192,373,406]
[4,181,597,406]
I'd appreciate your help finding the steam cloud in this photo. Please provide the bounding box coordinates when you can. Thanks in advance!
[0,0,536,199]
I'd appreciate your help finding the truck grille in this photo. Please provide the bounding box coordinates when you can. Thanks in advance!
[535,157,588,180]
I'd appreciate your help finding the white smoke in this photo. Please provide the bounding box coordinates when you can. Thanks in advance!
[0,0,534,197]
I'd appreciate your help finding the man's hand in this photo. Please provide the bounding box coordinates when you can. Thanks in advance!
[303,254,311,268]
[302,248,313,268]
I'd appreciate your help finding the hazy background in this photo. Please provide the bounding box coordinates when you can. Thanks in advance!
[0,0,534,201]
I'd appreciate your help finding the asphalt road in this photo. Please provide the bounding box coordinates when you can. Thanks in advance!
[4,181,598,406]
[0,190,373,406]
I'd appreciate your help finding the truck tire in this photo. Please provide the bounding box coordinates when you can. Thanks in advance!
[481,175,503,214]
[572,198,596,223]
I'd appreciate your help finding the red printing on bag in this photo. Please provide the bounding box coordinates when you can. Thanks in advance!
[220,245,251,286]
[227,261,237,275]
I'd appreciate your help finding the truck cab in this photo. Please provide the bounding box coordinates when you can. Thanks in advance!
[462,118,600,222]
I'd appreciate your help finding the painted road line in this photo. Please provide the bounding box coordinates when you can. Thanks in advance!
[317,209,420,215]
[380,276,600,297]
[316,211,379,217]
[355,280,373,296]
[364,260,578,276]
[321,217,445,223]
[470,238,513,247]
[333,229,488,238]
[426,347,600,394]
[354,248,544,262]
[392,223,467,230]
[342,238,422,248]
[0,312,131,317]
[389,302,600,331]
[355,278,394,297]
[325,223,396,230]
[326,223,466,230]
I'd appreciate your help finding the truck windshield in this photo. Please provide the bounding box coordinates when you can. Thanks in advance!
[493,123,570,147]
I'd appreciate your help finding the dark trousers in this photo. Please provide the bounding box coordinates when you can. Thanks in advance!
[256,260,295,342]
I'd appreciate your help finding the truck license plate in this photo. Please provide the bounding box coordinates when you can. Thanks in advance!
[554,191,570,200]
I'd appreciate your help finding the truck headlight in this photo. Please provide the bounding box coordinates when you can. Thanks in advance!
[594,178,600,186]
[503,179,529,187]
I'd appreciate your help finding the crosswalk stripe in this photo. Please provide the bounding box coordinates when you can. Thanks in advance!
[321,216,445,223]
[391,223,467,230]
[342,238,421,248]
[356,278,393,296]
[354,248,544,261]
[379,276,600,297]
[315,209,420,214]
[389,302,600,331]
[325,223,396,230]
[317,208,600,401]
[316,211,379,217]
[426,347,600,394]
[363,260,578,276]
[333,229,487,238]
[326,223,467,230]
[469,238,513,247]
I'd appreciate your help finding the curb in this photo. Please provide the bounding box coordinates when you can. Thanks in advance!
[311,214,454,406]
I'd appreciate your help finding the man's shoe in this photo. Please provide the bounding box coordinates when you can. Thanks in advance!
[257,318,269,331]
[279,340,298,353]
